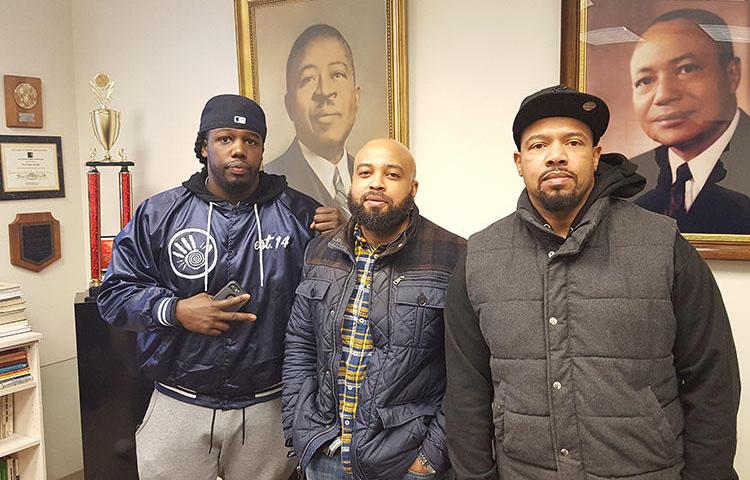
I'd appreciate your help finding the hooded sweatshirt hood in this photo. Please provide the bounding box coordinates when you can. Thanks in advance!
[182,169,288,205]
[519,152,646,230]
[568,152,645,221]
[588,152,646,201]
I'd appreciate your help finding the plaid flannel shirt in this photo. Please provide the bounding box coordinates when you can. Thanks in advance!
[337,226,389,473]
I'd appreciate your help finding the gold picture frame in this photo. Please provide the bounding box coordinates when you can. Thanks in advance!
[561,0,750,260]
[234,0,408,151]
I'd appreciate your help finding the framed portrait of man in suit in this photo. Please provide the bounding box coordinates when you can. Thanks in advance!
[234,0,407,213]
[561,0,750,259]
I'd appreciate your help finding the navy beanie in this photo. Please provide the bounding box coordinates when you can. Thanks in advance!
[198,94,267,141]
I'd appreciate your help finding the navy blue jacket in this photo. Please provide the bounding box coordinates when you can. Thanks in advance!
[282,210,466,479]
[98,170,319,409]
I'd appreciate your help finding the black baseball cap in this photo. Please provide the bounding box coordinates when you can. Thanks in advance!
[512,85,609,149]
[198,94,267,141]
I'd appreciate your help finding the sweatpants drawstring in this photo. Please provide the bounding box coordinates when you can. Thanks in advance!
[208,408,217,454]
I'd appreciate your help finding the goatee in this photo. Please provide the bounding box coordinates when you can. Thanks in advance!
[537,168,584,213]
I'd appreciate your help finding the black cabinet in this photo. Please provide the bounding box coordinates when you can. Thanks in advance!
[74,292,152,480]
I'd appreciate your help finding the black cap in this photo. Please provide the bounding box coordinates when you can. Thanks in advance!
[198,94,267,141]
[512,85,609,149]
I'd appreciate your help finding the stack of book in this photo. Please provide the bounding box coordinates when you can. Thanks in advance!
[0,349,30,390]
[0,284,30,338]
[0,456,19,480]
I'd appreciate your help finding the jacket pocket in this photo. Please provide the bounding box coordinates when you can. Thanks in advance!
[394,282,447,348]
[295,278,333,336]
[377,403,438,429]
[355,403,438,479]
[295,278,332,300]
[637,386,677,459]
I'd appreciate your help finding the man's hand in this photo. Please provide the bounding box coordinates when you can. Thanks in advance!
[310,206,345,233]
[175,292,255,336]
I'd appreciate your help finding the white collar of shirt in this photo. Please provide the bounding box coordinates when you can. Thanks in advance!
[668,108,740,211]
[298,140,350,198]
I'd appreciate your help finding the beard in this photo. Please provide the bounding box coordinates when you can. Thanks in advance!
[537,168,585,213]
[348,191,414,233]
[207,159,257,195]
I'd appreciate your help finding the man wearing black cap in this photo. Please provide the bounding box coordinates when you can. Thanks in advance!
[443,85,739,480]
[98,94,340,479]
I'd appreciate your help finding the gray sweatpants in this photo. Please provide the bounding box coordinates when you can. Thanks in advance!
[136,389,296,480]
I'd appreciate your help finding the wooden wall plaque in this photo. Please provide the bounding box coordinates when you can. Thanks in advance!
[8,212,60,272]
[4,75,43,129]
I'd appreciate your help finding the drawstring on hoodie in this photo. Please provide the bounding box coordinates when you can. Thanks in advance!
[253,204,265,288]
[205,202,215,292]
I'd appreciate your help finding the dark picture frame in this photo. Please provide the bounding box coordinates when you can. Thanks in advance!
[561,0,750,260]
[0,135,64,201]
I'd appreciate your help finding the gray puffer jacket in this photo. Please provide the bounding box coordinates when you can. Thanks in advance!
[283,208,466,479]
[444,154,740,480]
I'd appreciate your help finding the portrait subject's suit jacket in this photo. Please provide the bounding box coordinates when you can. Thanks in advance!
[632,109,750,234]
[263,138,354,208]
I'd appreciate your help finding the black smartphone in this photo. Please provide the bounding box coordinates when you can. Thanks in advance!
[213,280,251,311]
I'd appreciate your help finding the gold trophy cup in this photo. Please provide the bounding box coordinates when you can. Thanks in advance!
[90,108,120,161]
[89,73,120,162]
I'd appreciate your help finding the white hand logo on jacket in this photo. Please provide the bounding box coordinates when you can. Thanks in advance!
[168,228,217,279]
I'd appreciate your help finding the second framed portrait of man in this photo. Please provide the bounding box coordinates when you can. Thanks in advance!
[561,0,750,259]
[234,0,407,212]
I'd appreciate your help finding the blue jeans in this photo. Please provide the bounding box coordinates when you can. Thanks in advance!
[305,451,447,480]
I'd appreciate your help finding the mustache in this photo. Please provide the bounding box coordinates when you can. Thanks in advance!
[225,160,250,169]
[538,168,577,184]
[359,191,393,205]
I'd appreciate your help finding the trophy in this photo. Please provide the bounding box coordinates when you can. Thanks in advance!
[85,73,134,299]
[89,73,120,162]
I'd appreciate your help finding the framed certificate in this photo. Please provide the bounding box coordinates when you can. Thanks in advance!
[0,135,64,200]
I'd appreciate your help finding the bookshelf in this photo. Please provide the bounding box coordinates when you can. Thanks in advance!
[0,331,45,479]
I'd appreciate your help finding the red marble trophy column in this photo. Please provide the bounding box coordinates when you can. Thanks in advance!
[87,166,102,287]
[118,166,132,228]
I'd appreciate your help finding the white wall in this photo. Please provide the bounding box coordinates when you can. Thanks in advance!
[71,0,239,227]
[409,1,560,236]
[0,1,85,478]
[2,0,748,477]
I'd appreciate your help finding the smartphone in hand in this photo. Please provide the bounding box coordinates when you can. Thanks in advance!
[213,280,251,312]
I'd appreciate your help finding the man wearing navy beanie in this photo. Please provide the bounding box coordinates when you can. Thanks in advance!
[98,94,341,479]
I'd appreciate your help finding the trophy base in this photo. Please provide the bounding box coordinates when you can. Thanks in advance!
[86,161,134,167]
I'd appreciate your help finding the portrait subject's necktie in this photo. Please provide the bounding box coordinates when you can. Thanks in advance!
[665,162,692,220]
[333,168,351,218]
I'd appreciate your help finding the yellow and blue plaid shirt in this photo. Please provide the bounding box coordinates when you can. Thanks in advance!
[337,226,387,473]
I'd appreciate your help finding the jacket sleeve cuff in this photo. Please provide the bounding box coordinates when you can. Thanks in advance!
[152,297,178,327]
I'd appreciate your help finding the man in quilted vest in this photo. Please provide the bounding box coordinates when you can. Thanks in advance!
[444,85,739,480]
